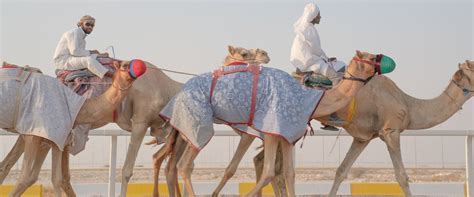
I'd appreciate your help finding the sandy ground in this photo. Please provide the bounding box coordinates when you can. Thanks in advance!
[3,167,465,184]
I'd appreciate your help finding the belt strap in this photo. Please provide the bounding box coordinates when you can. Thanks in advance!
[210,64,261,126]
[13,68,33,127]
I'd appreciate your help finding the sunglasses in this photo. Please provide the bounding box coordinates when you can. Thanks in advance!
[85,22,95,27]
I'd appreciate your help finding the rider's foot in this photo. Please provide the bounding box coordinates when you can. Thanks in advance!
[321,124,339,131]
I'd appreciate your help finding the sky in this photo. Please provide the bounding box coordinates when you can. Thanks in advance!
[1,0,473,129]
[0,0,473,169]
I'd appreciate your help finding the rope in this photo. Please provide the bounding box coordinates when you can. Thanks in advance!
[149,67,198,76]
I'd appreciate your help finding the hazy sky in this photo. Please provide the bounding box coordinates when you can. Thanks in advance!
[1,0,473,129]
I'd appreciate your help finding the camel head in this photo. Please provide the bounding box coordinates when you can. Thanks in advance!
[112,59,147,88]
[249,48,270,64]
[453,60,474,96]
[224,45,270,66]
[345,50,381,84]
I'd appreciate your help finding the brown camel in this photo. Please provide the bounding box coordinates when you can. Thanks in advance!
[0,45,270,196]
[0,60,143,197]
[155,50,379,197]
[247,60,474,197]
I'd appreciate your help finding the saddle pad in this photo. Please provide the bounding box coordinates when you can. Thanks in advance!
[160,65,324,150]
[0,68,85,150]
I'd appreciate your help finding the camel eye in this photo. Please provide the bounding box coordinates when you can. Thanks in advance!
[241,52,248,58]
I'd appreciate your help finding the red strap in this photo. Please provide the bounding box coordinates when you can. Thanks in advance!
[112,110,118,122]
[247,64,260,126]
[225,61,248,66]
[209,64,261,126]
[2,64,18,68]
[352,58,381,75]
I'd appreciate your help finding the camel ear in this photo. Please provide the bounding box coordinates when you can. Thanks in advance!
[113,61,121,70]
[454,70,463,82]
[356,50,363,58]
[467,60,473,69]
[228,45,236,55]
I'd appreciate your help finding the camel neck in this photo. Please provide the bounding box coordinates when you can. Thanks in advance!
[311,77,365,118]
[406,81,472,129]
[74,75,131,125]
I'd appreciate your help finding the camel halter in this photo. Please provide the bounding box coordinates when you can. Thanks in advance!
[111,68,134,91]
[342,58,378,84]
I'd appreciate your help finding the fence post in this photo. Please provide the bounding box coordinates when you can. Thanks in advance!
[108,135,118,197]
[466,135,473,197]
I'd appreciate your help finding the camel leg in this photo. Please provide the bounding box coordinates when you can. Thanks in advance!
[166,135,187,197]
[212,133,255,197]
[253,149,264,197]
[10,137,49,197]
[152,128,178,197]
[61,146,76,197]
[120,123,148,197]
[328,138,370,196]
[51,145,64,197]
[280,140,295,197]
[254,145,286,197]
[152,144,170,197]
[382,130,412,197]
[245,134,278,197]
[176,143,199,197]
[0,137,25,184]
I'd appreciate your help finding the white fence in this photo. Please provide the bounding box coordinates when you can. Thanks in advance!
[1,129,474,197]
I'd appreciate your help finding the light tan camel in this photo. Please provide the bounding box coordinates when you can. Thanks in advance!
[156,51,379,197]
[0,46,270,196]
[1,60,141,197]
[248,60,474,197]
[146,46,270,197]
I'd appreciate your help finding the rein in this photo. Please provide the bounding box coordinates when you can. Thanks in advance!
[341,58,377,84]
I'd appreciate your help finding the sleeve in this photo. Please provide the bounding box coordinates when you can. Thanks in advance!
[66,31,90,57]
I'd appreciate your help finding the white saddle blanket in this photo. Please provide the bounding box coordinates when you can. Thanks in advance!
[0,68,85,150]
[160,65,324,150]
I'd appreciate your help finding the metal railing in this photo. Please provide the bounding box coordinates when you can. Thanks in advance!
[1,129,474,197]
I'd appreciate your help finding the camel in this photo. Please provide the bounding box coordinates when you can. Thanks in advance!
[245,60,474,197]
[155,50,380,197]
[147,46,270,197]
[0,60,145,196]
[0,45,270,196]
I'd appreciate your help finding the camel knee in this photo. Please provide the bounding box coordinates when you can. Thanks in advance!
[260,172,276,185]
[23,176,38,188]
[122,169,133,182]
[334,167,347,180]
[177,165,193,179]
[224,166,237,178]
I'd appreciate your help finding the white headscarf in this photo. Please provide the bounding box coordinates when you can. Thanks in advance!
[293,3,320,37]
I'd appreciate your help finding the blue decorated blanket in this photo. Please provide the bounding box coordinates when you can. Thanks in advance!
[160,65,324,150]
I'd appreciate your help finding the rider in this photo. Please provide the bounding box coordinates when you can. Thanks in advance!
[290,3,346,85]
[290,3,346,131]
[53,15,113,78]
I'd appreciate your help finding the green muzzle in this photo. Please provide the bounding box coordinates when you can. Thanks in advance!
[377,54,396,74]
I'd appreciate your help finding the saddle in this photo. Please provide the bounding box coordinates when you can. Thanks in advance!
[292,68,353,129]
[55,57,116,96]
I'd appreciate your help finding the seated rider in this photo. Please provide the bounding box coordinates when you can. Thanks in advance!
[53,15,113,79]
[290,3,346,86]
[290,3,346,131]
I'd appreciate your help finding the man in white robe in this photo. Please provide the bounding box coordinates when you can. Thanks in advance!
[53,15,112,78]
[290,3,346,85]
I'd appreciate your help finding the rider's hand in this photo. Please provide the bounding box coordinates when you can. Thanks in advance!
[104,71,115,78]
[98,53,109,58]
[90,50,100,54]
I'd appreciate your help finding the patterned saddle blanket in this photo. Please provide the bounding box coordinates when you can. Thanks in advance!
[160,64,324,150]
[0,68,85,150]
